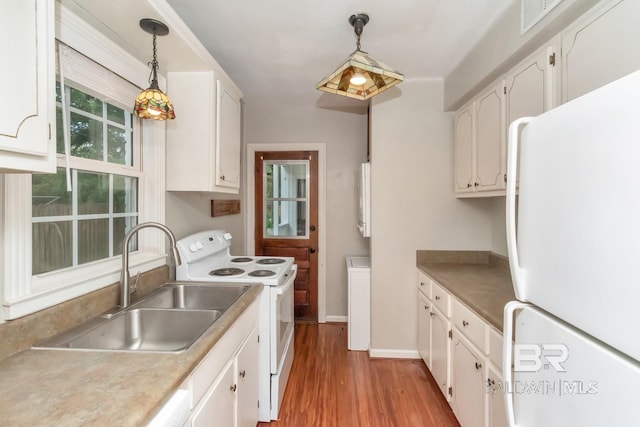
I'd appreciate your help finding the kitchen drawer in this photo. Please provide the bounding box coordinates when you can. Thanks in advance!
[452,299,488,353]
[431,281,451,316]
[488,326,503,368]
[417,270,431,299]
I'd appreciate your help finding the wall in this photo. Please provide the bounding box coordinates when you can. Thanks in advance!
[166,191,245,254]
[444,0,601,110]
[491,197,508,256]
[369,80,494,355]
[243,102,370,319]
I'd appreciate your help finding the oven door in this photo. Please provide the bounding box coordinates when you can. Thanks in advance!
[270,265,296,373]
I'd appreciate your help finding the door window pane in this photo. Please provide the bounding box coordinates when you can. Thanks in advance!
[264,161,309,238]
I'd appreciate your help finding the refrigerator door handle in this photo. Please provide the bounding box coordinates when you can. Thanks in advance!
[503,300,533,427]
[506,117,533,300]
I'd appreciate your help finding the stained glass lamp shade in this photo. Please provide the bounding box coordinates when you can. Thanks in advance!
[134,19,175,120]
[316,14,403,101]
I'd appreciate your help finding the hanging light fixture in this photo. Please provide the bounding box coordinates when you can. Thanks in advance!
[316,13,404,101]
[134,18,175,120]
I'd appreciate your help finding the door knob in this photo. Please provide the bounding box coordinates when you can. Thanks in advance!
[310,248,316,254]
[310,225,316,231]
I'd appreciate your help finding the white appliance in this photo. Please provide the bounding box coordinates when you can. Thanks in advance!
[503,70,640,426]
[176,230,297,422]
[357,162,371,237]
[346,256,370,351]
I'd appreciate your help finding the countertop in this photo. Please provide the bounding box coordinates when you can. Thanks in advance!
[0,284,263,426]
[416,251,515,331]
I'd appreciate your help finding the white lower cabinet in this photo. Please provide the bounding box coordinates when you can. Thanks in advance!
[486,363,507,427]
[236,325,259,427]
[417,292,431,368]
[417,270,505,427]
[192,359,236,427]
[192,326,258,427]
[151,298,259,427]
[451,329,485,427]
[430,305,451,401]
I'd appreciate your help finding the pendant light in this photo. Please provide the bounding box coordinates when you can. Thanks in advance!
[316,14,404,101]
[134,18,175,120]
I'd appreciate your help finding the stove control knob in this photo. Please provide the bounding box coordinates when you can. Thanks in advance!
[189,243,198,252]
[196,241,204,250]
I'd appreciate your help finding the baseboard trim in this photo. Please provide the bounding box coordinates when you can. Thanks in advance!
[368,348,421,359]
[324,315,347,323]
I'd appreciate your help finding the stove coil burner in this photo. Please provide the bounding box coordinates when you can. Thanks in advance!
[231,257,253,263]
[249,270,276,277]
[256,258,286,265]
[209,267,245,276]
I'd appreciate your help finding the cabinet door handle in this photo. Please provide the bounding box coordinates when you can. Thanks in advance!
[475,362,482,370]
[429,312,435,318]
[239,370,246,378]
[474,182,479,187]
[220,175,226,181]
[420,281,425,287]
[467,183,472,188]
[435,295,441,301]
[230,384,237,392]
[462,320,469,327]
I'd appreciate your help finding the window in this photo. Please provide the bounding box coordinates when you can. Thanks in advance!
[32,82,140,275]
[0,8,167,321]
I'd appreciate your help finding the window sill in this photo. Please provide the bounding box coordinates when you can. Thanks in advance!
[2,252,167,320]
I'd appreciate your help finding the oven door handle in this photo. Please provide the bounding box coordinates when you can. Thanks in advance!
[273,265,297,295]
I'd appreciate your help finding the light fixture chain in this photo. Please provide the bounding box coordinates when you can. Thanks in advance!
[356,33,361,51]
[152,32,158,71]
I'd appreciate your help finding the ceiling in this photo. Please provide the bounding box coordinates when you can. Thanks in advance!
[64,0,513,110]
[166,0,513,109]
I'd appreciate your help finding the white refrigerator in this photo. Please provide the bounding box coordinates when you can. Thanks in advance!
[503,69,640,426]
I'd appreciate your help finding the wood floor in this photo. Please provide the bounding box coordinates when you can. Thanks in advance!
[259,322,459,427]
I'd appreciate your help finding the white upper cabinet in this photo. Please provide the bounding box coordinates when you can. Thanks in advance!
[562,0,640,102]
[166,72,242,193]
[0,0,55,173]
[505,41,558,186]
[215,79,242,190]
[454,104,474,193]
[454,81,506,196]
[474,83,506,192]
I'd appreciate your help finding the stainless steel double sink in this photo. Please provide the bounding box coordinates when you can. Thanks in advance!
[33,283,249,353]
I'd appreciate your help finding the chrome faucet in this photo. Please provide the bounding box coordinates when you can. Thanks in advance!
[120,222,182,308]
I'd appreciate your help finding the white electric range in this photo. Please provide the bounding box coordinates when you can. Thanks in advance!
[176,230,296,421]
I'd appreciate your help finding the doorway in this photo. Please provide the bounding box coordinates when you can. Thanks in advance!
[255,150,319,321]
